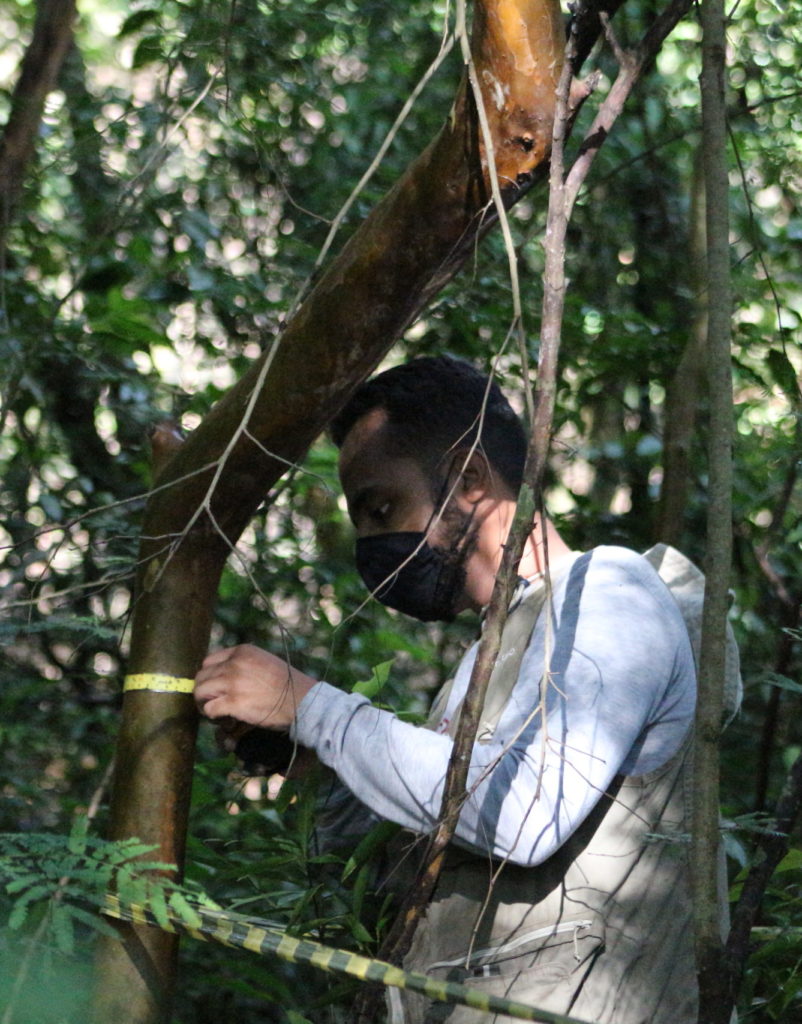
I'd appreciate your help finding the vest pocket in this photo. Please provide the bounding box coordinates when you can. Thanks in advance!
[422,914,605,1022]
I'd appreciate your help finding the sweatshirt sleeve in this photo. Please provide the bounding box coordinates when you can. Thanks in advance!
[292,547,696,867]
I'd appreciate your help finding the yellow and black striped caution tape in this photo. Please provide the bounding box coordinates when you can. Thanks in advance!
[102,894,594,1024]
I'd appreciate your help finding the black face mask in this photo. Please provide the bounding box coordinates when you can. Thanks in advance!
[355,531,467,622]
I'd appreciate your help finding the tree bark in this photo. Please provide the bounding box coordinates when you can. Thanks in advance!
[693,1,734,1021]
[656,149,705,545]
[92,3,569,1021]
[0,0,76,253]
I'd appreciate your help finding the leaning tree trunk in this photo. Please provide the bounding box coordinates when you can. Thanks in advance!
[91,2,576,1021]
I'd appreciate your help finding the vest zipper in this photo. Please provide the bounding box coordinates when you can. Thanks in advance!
[427,918,595,974]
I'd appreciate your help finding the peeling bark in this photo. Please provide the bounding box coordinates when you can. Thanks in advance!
[472,0,565,179]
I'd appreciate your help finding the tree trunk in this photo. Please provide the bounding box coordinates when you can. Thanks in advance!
[693,1,734,1021]
[656,149,706,545]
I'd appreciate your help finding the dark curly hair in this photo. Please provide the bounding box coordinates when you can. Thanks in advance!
[330,356,527,495]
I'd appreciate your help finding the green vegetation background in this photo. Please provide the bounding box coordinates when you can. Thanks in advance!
[0,0,800,1020]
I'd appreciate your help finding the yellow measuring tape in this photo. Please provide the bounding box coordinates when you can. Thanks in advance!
[102,894,594,1024]
[123,674,195,694]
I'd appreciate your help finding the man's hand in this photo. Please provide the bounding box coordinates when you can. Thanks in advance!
[194,644,316,731]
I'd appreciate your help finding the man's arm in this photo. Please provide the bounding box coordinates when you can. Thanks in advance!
[196,548,696,866]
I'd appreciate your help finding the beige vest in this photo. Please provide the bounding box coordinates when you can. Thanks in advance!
[389,546,737,1024]
[393,736,697,1024]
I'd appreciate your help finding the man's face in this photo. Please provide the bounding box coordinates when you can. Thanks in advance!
[338,408,478,617]
[339,410,434,537]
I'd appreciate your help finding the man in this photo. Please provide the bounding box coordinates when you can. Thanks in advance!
[194,356,700,1023]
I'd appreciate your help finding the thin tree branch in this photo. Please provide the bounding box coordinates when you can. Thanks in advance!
[569,0,628,74]
[751,599,801,813]
[656,147,706,545]
[565,0,694,215]
[349,7,568,1015]
[693,1,734,1021]
[456,0,532,420]
[728,125,795,351]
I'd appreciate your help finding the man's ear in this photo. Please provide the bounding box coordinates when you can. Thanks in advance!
[451,448,493,503]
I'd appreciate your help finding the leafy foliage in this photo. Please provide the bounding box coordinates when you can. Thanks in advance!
[0,815,218,1019]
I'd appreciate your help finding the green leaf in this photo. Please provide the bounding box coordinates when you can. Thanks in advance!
[349,862,370,920]
[131,35,163,68]
[68,814,89,855]
[65,904,120,940]
[9,885,52,928]
[51,905,75,954]
[351,659,394,697]
[119,9,161,37]
[348,916,373,945]
[168,891,203,931]
[722,830,748,869]
[39,491,63,522]
[764,673,802,694]
[8,899,31,930]
[766,349,801,403]
[342,820,400,881]
[187,266,217,292]
[6,876,40,895]
[103,841,161,865]
[775,848,802,873]
[148,882,170,932]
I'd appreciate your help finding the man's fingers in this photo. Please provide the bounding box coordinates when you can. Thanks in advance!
[193,676,225,712]
[200,646,236,669]
[195,650,240,690]
[197,693,229,720]
[194,664,220,687]
[192,644,315,731]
